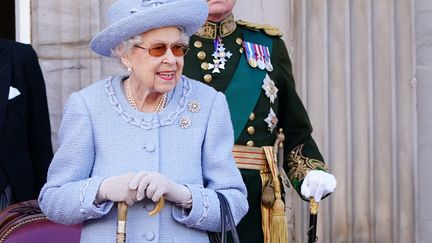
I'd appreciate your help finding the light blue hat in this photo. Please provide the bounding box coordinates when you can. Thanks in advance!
[90,0,209,57]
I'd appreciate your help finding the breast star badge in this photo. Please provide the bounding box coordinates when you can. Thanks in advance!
[264,108,278,133]
[262,74,278,103]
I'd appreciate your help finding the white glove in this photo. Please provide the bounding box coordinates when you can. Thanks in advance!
[96,172,137,206]
[129,172,192,208]
[301,170,336,202]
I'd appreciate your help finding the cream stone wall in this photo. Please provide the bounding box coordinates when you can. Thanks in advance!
[29,0,430,242]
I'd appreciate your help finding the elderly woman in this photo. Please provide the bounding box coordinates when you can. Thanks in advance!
[38,0,248,242]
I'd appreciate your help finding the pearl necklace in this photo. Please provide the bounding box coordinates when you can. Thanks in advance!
[154,93,167,112]
[124,78,167,112]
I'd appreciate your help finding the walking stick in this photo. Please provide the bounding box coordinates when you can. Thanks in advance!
[116,197,165,243]
[307,197,318,243]
[116,202,128,243]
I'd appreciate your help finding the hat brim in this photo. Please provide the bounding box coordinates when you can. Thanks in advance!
[90,0,208,57]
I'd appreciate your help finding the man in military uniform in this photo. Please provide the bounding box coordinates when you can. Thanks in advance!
[184,1,337,242]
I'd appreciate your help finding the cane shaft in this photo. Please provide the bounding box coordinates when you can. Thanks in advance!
[117,202,128,243]
[116,198,164,242]
[307,198,318,243]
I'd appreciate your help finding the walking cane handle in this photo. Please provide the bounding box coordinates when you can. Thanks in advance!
[148,197,165,216]
[307,197,319,243]
[310,197,318,215]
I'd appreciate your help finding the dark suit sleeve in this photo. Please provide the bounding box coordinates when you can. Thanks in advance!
[273,38,327,199]
[23,45,53,196]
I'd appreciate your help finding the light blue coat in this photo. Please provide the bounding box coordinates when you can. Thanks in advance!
[38,75,248,243]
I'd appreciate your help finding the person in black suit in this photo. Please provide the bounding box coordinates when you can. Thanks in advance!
[0,39,53,209]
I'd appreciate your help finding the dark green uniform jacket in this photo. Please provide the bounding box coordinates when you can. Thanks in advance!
[184,15,327,243]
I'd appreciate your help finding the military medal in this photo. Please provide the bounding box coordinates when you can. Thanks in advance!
[208,59,225,73]
[264,47,273,72]
[244,41,258,68]
[255,44,265,70]
[248,58,258,68]
[208,37,232,73]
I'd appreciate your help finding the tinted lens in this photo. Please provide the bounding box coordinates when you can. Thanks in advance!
[171,44,189,56]
[138,43,189,57]
[148,44,168,57]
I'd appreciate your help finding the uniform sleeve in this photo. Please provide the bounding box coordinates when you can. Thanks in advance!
[273,38,328,199]
[38,92,112,225]
[172,92,248,231]
[23,45,54,197]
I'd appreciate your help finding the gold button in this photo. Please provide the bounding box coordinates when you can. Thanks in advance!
[197,51,206,60]
[194,40,202,48]
[249,113,255,121]
[236,38,243,45]
[239,47,244,53]
[204,74,212,83]
[247,126,255,135]
[246,141,254,147]
[201,62,209,70]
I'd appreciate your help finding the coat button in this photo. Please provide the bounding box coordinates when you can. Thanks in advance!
[143,116,153,123]
[204,74,212,83]
[194,40,202,48]
[246,141,254,147]
[201,62,209,70]
[145,202,154,211]
[143,231,155,241]
[197,51,206,60]
[236,37,243,45]
[144,144,156,152]
[249,113,255,121]
[247,126,255,135]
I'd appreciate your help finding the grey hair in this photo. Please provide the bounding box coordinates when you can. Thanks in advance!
[111,27,190,59]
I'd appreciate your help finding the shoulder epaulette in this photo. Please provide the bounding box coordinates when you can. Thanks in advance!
[236,20,283,37]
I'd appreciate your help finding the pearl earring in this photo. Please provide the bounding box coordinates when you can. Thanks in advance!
[127,67,132,73]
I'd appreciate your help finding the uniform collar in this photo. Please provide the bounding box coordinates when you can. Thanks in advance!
[195,14,236,39]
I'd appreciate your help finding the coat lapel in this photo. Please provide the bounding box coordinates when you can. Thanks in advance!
[0,45,12,128]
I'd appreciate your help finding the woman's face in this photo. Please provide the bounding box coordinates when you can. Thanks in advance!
[123,27,185,94]
[207,0,236,22]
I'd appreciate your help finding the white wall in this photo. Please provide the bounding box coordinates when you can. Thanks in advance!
[15,0,31,43]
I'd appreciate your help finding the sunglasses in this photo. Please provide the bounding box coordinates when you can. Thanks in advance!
[134,43,189,57]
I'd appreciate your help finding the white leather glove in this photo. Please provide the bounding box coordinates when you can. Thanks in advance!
[129,172,192,208]
[301,170,337,202]
[96,172,136,206]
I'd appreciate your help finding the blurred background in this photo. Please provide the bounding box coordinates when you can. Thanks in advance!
[2,0,431,242]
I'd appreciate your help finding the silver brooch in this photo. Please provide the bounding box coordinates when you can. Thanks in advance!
[188,100,201,113]
[179,116,191,129]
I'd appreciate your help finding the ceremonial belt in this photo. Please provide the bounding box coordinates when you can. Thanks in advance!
[233,145,267,171]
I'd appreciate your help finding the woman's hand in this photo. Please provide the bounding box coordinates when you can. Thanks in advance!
[129,172,192,208]
[96,172,137,206]
[301,170,337,202]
